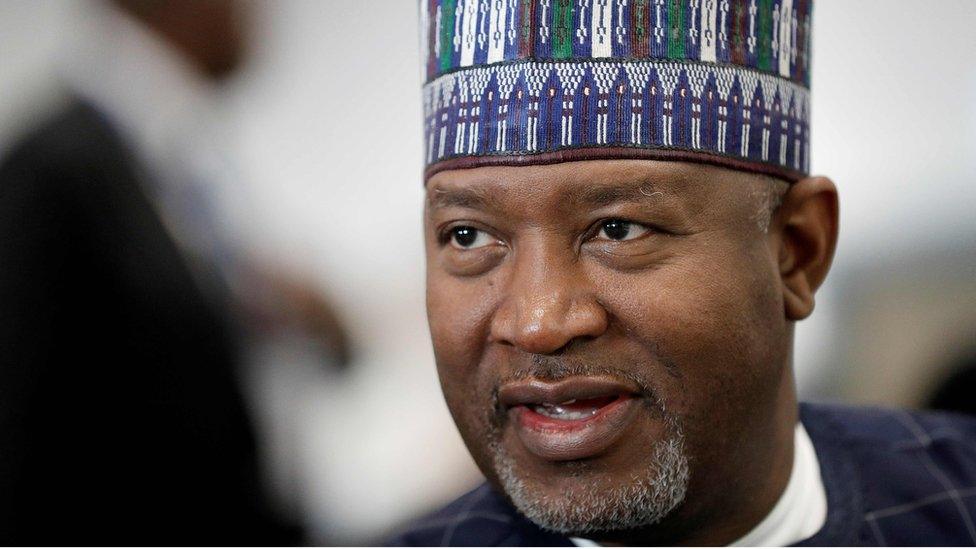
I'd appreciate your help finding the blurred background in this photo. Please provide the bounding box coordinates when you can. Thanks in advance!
[0,0,973,545]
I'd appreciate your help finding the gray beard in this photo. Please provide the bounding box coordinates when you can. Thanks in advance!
[491,415,690,535]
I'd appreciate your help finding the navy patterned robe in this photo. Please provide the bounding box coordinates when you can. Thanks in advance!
[389,403,976,546]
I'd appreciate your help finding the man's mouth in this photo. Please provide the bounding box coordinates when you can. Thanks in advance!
[497,377,646,461]
[528,395,621,421]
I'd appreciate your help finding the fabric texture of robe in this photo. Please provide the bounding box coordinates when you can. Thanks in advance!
[389,402,976,546]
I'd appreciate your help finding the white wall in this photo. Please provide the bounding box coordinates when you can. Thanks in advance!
[798,0,976,396]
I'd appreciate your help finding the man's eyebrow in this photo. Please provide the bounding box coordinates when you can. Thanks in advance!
[570,183,666,208]
[426,181,668,211]
[426,186,494,210]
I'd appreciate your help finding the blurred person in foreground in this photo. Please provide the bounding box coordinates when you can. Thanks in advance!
[391,1,976,546]
[0,0,348,544]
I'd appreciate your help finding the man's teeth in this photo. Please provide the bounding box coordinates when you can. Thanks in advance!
[531,401,599,420]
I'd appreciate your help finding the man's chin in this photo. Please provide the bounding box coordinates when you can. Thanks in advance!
[489,416,690,535]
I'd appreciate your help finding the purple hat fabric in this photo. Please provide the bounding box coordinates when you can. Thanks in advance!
[420,0,812,182]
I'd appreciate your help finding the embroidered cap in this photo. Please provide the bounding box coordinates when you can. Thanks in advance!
[420,0,812,183]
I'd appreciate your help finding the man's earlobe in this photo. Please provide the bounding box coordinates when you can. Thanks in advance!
[774,176,839,321]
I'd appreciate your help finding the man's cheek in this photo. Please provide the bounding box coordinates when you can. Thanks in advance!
[602,268,725,345]
[429,281,479,343]
[430,302,493,399]
[603,264,760,383]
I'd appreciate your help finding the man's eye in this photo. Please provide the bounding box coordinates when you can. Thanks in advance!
[596,219,650,241]
[448,226,496,249]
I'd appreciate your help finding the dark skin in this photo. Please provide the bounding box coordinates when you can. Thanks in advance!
[425,159,838,545]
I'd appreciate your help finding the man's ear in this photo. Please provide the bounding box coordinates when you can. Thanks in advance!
[771,176,839,321]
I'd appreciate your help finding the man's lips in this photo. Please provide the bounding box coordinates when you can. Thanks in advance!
[497,377,644,461]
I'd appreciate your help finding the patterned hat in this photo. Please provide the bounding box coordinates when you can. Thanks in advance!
[420,0,812,182]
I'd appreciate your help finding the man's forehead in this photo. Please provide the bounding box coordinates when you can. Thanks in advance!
[424,160,747,211]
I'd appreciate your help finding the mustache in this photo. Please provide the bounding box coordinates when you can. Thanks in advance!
[509,355,654,388]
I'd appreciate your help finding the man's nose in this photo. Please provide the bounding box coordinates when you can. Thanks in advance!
[489,245,609,354]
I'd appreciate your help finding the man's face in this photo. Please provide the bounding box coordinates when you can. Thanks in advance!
[425,160,795,538]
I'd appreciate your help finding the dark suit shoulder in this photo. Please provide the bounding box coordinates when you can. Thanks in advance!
[0,99,153,303]
[0,98,286,544]
[0,100,136,208]
[2,100,124,170]
[0,102,118,298]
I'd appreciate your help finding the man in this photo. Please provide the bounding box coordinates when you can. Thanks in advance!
[392,0,976,545]
[0,0,346,544]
